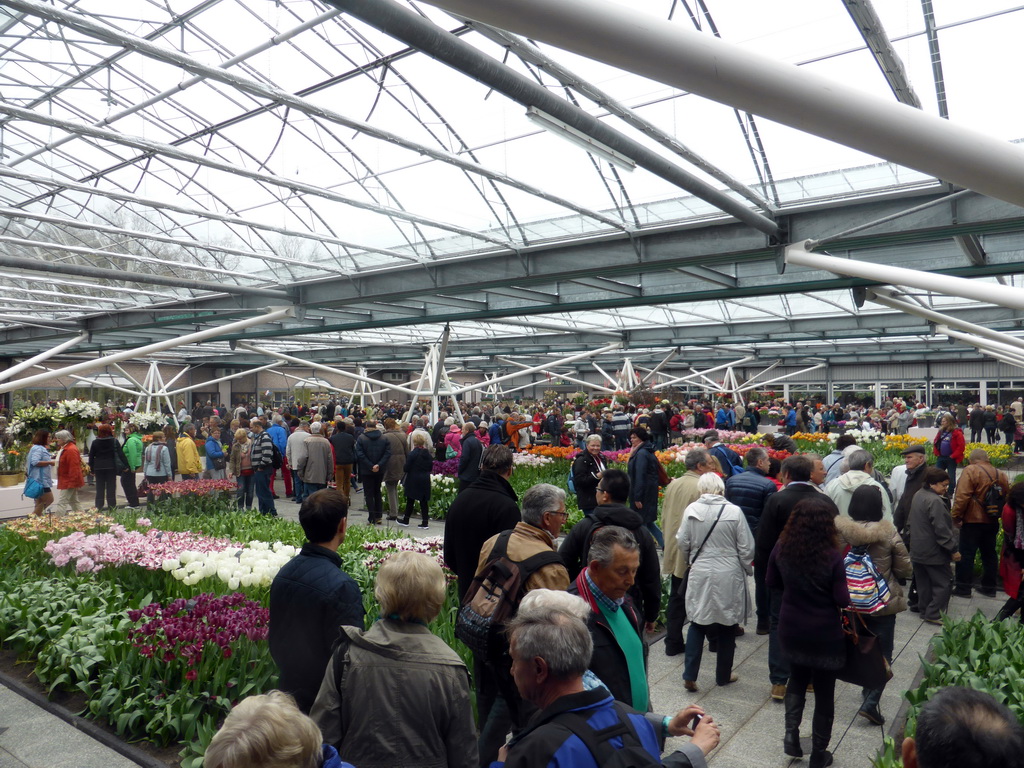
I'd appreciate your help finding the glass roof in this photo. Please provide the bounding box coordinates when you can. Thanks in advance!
[0,0,1023,366]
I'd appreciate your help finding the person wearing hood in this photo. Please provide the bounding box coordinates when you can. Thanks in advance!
[559,469,661,629]
[826,449,893,521]
[311,551,477,768]
[834,485,912,727]
[627,426,663,547]
[355,419,391,524]
[679,472,754,693]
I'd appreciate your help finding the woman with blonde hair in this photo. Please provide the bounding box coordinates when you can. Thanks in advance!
[206,690,353,768]
[311,551,476,768]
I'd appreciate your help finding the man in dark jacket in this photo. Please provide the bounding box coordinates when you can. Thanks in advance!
[649,404,669,449]
[627,427,663,547]
[567,526,650,710]
[457,422,483,493]
[755,455,838,701]
[444,444,521,602]
[268,489,364,713]
[354,419,391,523]
[329,420,356,502]
[725,446,778,635]
[559,469,661,628]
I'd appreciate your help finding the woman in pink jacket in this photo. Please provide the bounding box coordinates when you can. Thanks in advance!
[443,423,462,458]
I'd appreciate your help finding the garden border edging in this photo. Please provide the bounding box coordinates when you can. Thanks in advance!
[0,665,171,768]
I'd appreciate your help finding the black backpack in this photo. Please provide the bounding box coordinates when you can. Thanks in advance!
[270,442,283,470]
[980,466,1006,518]
[455,530,563,660]
[547,709,661,767]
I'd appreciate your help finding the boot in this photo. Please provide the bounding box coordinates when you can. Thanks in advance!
[783,693,804,758]
[809,708,834,768]
[994,597,1020,622]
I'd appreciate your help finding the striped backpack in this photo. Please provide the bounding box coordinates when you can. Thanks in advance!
[845,545,891,614]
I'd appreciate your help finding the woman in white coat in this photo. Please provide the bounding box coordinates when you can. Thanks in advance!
[678,472,755,691]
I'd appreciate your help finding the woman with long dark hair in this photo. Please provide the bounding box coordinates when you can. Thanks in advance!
[996,481,1024,622]
[767,497,849,768]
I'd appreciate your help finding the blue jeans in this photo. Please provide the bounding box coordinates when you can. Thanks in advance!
[253,469,276,515]
[644,520,664,548]
[860,613,896,710]
[935,455,958,495]
[293,475,306,503]
[236,474,255,509]
[305,482,326,496]
[683,622,735,686]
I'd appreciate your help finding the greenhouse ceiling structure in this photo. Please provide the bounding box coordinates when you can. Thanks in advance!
[1,0,1024,382]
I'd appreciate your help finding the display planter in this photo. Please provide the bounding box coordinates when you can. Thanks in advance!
[0,471,25,487]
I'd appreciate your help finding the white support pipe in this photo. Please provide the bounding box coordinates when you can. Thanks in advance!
[164,363,282,397]
[454,342,622,395]
[402,364,430,424]
[591,362,619,389]
[0,308,295,395]
[495,357,617,394]
[50,368,143,398]
[867,289,1024,355]
[735,364,827,394]
[0,332,88,382]
[419,0,1024,209]
[237,342,422,397]
[641,348,679,384]
[786,243,1024,310]
[737,360,782,391]
[160,366,192,393]
[937,327,1024,365]
[651,356,757,390]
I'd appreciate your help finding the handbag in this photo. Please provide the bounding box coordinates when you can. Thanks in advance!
[212,454,227,470]
[836,610,893,690]
[677,504,725,599]
[23,476,46,499]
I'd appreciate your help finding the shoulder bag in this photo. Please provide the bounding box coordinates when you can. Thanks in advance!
[836,609,893,689]
[677,503,726,600]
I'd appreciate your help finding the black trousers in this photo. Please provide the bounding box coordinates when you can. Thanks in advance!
[955,522,999,593]
[665,574,687,653]
[93,468,117,508]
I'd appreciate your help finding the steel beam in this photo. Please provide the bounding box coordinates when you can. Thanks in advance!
[0,307,296,394]
[494,356,617,394]
[454,342,622,395]
[417,0,1024,209]
[841,0,922,108]
[735,363,826,394]
[2,0,625,237]
[0,332,87,382]
[786,242,1024,311]
[468,23,775,213]
[323,0,781,237]
[651,356,757,390]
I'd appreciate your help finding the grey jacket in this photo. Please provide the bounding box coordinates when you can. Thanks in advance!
[310,620,477,768]
[298,434,333,485]
[908,487,958,565]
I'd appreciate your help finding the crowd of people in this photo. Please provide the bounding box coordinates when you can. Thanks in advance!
[8,391,1024,766]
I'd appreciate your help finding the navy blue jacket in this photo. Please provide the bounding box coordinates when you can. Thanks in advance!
[626,442,660,524]
[724,467,778,534]
[458,434,483,483]
[269,543,364,713]
[708,443,742,478]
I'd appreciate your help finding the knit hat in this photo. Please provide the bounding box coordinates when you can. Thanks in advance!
[849,484,884,523]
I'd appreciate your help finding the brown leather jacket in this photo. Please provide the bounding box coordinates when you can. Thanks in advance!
[952,461,1010,524]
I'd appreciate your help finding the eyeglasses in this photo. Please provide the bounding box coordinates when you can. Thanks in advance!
[596,486,608,493]
[548,510,569,518]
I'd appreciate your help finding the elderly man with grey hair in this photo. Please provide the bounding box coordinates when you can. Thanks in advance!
[500,589,720,768]
[473,483,570,765]
[826,448,893,520]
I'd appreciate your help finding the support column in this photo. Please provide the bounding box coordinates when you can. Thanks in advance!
[783,383,790,404]
[980,381,989,406]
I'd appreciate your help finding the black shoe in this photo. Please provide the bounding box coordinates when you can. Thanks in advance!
[809,750,833,768]
[756,622,770,635]
[909,604,920,613]
[952,588,972,598]
[387,516,398,521]
[272,494,280,499]
[978,588,997,597]
[784,731,803,758]
[396,518,409,527]
[664,644,685,657]
[858,705,885,726]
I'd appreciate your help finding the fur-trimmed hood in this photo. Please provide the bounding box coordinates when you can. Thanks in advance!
[834,516,897,548]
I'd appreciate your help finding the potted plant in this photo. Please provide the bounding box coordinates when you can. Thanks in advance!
[0,442,25,486]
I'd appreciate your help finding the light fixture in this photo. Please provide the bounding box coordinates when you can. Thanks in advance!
[525,107,637,172]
